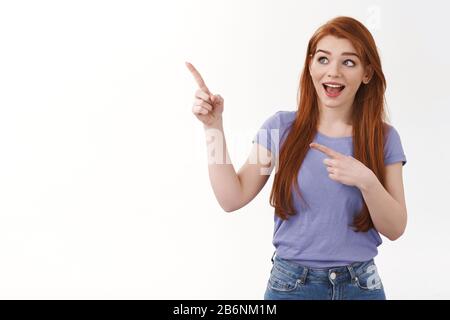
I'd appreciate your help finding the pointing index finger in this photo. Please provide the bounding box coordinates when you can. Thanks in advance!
[185,62,211,94]
[309,142,342,158]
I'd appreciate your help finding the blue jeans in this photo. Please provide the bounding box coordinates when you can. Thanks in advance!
[264,252,386,300]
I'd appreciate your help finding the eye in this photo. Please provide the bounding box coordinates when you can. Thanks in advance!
[318,56,328,64]
[344,59,356,67]
[317,56,356,67]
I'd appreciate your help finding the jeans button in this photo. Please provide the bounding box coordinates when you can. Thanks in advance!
[330,272,336,280]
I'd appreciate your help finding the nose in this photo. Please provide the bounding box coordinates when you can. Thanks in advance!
[327,61,342,78]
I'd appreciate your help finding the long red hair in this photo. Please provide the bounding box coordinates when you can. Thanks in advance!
[270,16,389,232]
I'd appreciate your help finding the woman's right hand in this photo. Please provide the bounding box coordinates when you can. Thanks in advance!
[186,62,224,127]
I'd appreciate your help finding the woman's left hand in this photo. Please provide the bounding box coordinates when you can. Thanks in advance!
[309,142,376,190]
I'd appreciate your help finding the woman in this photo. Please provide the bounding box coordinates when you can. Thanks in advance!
[186,16,407,300]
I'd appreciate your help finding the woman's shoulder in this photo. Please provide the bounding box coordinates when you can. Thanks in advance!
[382,122,402,140]
[264,110,297,128]
[381,122,407,165]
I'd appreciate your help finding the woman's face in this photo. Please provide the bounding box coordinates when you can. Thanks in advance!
[309,35,372,110]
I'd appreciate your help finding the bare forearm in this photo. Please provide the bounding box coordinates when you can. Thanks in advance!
[359,173,407,240]
[204,120,242,212]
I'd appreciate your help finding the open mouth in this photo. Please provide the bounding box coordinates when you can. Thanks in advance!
[322,84,345,97]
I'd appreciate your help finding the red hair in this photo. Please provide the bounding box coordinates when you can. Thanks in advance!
[270,16,389,232]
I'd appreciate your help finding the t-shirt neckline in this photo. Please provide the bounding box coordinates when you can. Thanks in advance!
[316,131,353,140]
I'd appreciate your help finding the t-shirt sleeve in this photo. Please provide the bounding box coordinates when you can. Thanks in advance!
[252,111,282,155]
[384,125,407,166]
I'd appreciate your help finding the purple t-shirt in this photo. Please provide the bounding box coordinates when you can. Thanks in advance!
[252,110,407,267]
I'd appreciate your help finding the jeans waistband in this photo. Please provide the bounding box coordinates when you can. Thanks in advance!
[270,251,375,284]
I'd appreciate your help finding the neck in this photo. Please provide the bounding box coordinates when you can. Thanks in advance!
[317,101,353,128]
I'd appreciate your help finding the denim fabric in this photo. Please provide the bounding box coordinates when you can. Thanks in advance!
[264,252,386,300]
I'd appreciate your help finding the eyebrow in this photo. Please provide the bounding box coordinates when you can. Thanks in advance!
[315,49,360,58]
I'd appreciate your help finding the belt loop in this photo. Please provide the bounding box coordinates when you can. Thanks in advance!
[299,266,309,284]
[271,250,276,264]
[347,264,357,283]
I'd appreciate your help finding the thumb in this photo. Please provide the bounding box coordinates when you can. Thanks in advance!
[210,94,215,102]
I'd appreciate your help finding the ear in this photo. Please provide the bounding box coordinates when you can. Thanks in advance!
[363,64,374,83]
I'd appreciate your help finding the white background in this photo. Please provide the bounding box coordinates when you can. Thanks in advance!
[0,0,449,299]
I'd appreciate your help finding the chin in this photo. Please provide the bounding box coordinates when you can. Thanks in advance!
[320,98,342,107]
[322,104,340,109]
